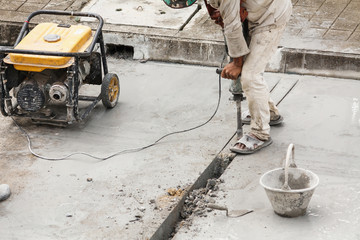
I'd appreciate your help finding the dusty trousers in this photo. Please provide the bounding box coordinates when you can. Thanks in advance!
[240,23,287,140]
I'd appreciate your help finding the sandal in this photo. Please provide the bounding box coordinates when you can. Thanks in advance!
[230,134,273,154]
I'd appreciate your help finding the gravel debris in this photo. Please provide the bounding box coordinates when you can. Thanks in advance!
[178,178,222,229]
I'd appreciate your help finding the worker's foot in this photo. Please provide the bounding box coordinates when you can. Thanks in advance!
[242,112,284,126]
[0,184,11,202]
[230,133,272,154]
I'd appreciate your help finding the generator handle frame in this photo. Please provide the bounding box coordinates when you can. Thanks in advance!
[0,10,104,58]
[14,10,104,56]
[0,10,109,75]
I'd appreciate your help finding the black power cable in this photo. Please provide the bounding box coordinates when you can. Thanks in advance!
[11,61,226,161]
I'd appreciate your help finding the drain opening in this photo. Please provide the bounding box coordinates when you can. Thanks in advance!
[106,44,134,59]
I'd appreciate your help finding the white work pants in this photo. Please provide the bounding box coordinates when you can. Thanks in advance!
[240,23,287,140]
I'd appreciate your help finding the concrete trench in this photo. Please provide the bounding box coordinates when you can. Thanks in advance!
[103,49,238,240]
[150,138,236,240]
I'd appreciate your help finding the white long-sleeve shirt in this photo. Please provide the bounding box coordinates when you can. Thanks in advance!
[209,0,292,58]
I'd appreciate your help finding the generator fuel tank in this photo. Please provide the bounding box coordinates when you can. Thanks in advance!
[4,22,93,72]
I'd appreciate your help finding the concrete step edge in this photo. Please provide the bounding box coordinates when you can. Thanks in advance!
[1,22,360,80]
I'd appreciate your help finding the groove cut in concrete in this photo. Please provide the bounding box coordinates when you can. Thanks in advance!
[150,135,236,240]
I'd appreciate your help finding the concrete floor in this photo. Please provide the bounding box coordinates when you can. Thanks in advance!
[173,74,360,240]
[1,59,360,239]
[0,59,237,239]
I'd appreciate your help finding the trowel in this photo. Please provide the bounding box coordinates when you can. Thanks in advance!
[207,203,253,218]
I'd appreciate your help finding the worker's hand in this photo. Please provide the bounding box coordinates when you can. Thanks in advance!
[221,57,243,80]
[210,10,224,28]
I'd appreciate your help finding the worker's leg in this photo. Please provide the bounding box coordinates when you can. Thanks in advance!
[240,24,286,140]
[269,98,280,120]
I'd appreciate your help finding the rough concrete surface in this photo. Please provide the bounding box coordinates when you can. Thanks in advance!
[2,0,360,77]
[0,59,238,239]
[1,0,360,239]
[82,0,200,29]
[173,74,360,240]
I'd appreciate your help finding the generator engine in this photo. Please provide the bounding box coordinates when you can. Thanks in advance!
[13,60,90,112]
[0,10,120,126]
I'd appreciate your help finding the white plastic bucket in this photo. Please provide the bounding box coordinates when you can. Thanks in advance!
[260,144,319,217]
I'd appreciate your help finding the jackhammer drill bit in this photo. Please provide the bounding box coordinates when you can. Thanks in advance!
[216,68,244,139]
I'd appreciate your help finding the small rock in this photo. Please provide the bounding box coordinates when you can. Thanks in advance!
[206,179,217,189]
[138,207,146,212]
[87,177,93,182]
[135,213,143,219]
[0,184,11,202]
[149,199,155,204]
[167,188,177,196]
[204,196,215,204]
[66,214,73,217]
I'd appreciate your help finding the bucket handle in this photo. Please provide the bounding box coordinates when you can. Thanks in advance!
[282,143,297,190]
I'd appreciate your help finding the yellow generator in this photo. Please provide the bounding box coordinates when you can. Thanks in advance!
[0,10,119,126]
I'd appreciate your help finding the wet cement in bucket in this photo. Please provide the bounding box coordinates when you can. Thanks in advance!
[279,172,311,190]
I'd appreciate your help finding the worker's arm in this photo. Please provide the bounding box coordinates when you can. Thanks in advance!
[209,0,249,80]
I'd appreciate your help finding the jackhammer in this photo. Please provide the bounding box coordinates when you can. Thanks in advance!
[216,68,245,139]
[204,0,249,140]
[162,0,249,140]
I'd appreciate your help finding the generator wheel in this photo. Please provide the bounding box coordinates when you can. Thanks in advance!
[101,73,120,108]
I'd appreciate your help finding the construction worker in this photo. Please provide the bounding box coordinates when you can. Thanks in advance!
[163,0,292,154]
[208,0,292,154]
